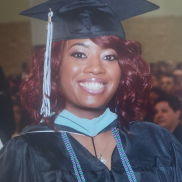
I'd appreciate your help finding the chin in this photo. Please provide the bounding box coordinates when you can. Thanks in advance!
[78,102,108,111]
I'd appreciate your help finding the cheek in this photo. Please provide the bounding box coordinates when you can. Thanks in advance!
[59,61,73,92]
[109,65,122,87]
[59,59,83,100]
[60,58,79,83]
[168,112,176,120]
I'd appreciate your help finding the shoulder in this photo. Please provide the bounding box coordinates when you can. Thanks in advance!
[0,125,65,175]
[128,121,180,148]
[0,133,43,181]
[0,124,56,156]
[128,121,173,144]
[123,121,182,159]
[0,135,33,177]
[0,135,32,161]
[1,135,29,152]
[118,121,182,169]
[20,123,51,134]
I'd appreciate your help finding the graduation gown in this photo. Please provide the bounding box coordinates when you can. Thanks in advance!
[0,121,182,182]
[0,129,9,149]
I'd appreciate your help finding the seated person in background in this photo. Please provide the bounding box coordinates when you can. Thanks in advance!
[173,62,182,87]
[0,67,15,140]
[149,87,166,106]
[159,73,178,94]
[144,87,166,123]
[153,94,182,145]
[11,102,30,138]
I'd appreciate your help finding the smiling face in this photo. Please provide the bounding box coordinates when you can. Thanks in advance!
[59,39,121,116]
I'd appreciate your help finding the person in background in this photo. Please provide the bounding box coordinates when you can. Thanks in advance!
[159,73,178,93]
[11,102,30,138]
[149,87,166,106]
[150,63,160,88]
[21,62,30,80]
[155,61,175,76]
[14,62,30,101]
[144,87,166,123]
[153,94,182,145]
[0,67,15,140]
[173,69,182,88]
[7,75,20,102]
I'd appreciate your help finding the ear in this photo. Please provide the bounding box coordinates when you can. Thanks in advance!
[175,110,181,119]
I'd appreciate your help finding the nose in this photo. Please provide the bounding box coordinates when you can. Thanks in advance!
[83,55,106,75]
[155,111,163,119]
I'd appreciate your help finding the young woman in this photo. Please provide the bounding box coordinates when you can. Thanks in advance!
[0,1,182,182]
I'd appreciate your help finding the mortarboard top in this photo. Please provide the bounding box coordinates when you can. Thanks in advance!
[20,0,159,41]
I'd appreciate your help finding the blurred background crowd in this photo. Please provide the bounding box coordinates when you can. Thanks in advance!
[146,61,182,145]
[0,59,182,147]
[0,63,31,147]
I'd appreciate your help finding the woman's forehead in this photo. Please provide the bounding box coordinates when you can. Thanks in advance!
[64,39,116,52]
[65,39,92,48]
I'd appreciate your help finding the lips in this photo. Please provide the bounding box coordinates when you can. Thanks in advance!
[78,78,107,94]
[156,118,165,124]
[80,82,104,90]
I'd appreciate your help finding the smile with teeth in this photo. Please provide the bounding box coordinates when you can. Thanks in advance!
[79,82,105,91]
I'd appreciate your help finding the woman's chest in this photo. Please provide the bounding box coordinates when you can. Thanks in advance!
[35,143,174,182]
[38,165,174,182]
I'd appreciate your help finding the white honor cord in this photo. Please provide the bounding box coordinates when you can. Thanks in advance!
[20,130,85,136]
[40,10,53,117]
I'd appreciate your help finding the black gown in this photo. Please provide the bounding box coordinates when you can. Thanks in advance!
[173,123,182,145]
[0,120,182,182]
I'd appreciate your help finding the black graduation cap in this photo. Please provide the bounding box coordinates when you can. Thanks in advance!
[20,0,159,41]
[20,0,159,117]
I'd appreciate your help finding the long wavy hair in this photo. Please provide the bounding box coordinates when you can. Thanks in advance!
[20,36,152,129]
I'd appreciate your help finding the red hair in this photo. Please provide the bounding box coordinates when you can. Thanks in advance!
[20,36,151,128]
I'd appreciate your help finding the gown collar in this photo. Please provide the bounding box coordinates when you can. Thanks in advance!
[21,109,119,136]
[54,108,118,137]
[55,119,119,136]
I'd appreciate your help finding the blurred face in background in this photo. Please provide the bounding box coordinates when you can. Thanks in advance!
[152,76,159,88]
[13,105,22,124]
[160,76,175,93]
[153,101,181,133]
[149,91,159,106]
[173,69,182,86]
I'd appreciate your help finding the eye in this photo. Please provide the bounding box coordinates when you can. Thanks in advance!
[103,55,118,61]
[162,109,168,113]
[71,52,87,59]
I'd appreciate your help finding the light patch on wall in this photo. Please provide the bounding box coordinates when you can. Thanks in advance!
[0,0,30,23]
[141,0,182,17]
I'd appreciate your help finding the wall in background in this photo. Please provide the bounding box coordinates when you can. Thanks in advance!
[0,0,30,23]
[0,0,31,76]
[146,0,182,17]
[0,22,32,76]
[122,17,182,63]
[0,0,182,76]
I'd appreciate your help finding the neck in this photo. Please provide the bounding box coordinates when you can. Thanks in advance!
[65,105,106,120]
[14,124,21,133]
[169,121,179,133]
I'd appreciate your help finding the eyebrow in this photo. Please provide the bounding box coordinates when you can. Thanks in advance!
[70,43,89,49]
